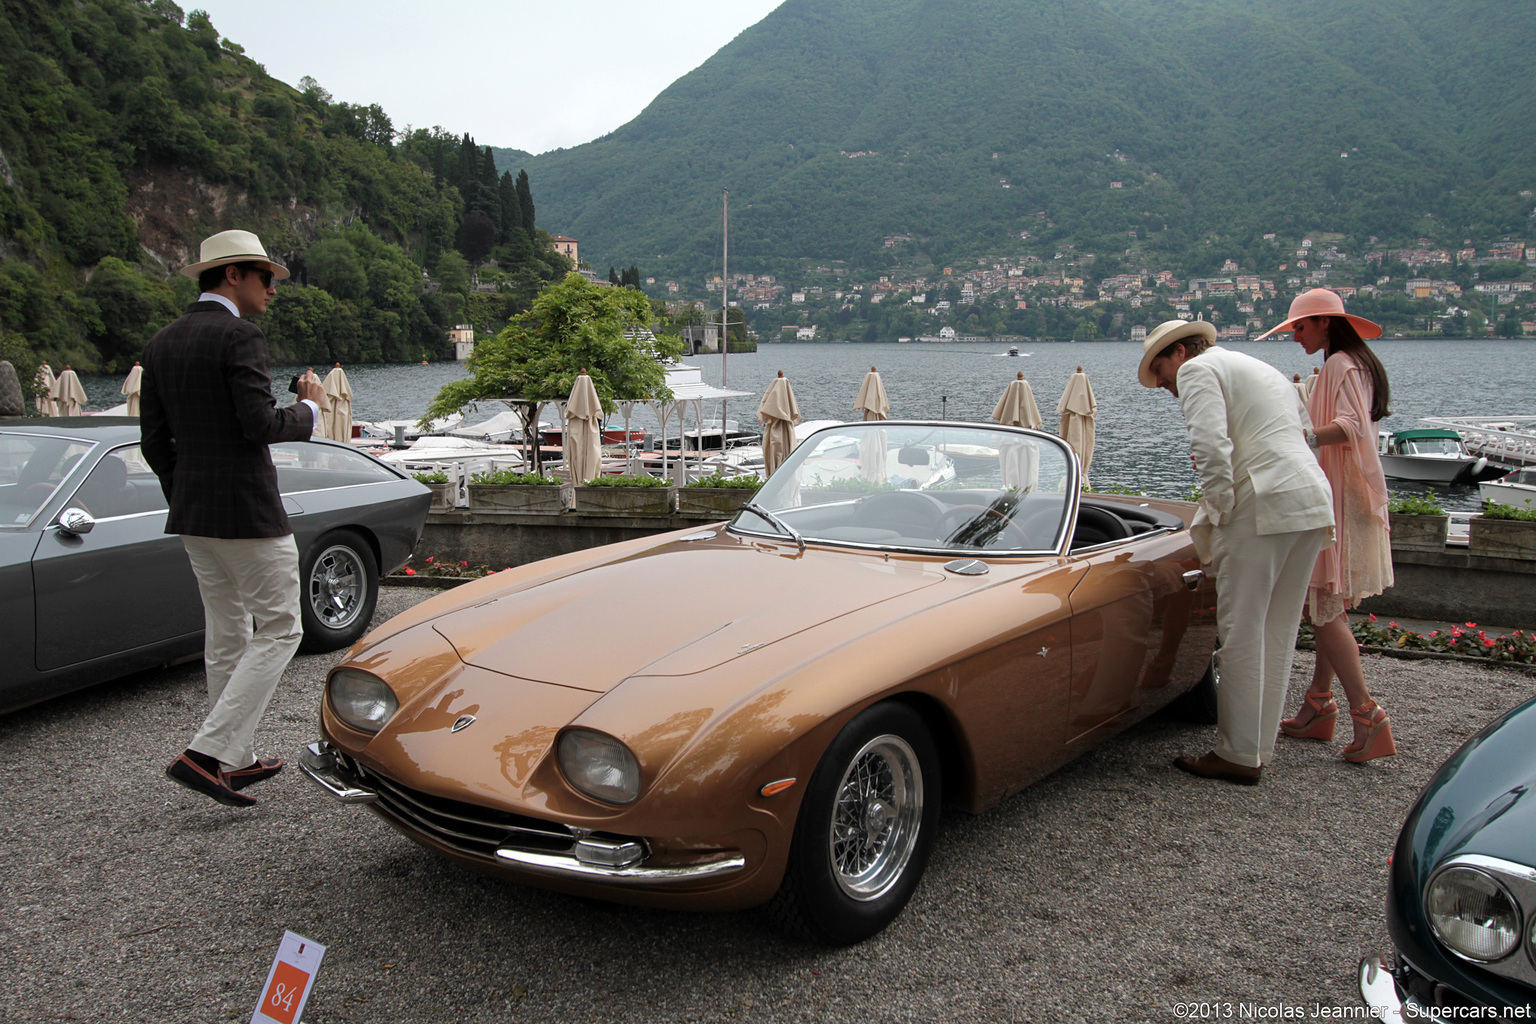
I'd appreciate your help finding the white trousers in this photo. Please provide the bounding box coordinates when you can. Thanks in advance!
[180,535,302,771]
[1207,503,1331,768]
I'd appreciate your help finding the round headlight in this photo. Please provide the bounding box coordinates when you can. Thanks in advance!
[328,669,399,734]
[1426,865,1522,962]
[558,729,640,805]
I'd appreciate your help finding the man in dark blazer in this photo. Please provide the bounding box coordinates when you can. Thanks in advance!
[141,229,325,807]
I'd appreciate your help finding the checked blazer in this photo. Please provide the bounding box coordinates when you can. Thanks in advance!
[140,301,314,538]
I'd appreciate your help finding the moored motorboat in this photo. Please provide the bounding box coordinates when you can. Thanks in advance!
[1377,428,1503,485]
[1479,465,1536,510]
[1421,415,1536,468]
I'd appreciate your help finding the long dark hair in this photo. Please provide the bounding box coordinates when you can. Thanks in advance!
[1324,318,1391,422]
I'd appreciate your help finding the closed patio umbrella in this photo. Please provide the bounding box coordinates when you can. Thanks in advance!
[1057,366,1097,480]
[298,367,326,437]
[323,363,353,442]
[120,362,143,416]
[36,362,57,416]
[993,371,1042,492]
[758,371,802,476]
[53,366,86,416]
[565,371,604,484]
[854,366,888,481]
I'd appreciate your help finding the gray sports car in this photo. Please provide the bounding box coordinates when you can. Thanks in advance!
[0,417,431,713]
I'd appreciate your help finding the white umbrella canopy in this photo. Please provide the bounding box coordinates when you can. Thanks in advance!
[322,363,353,441]
[35,362,57,416]
[1057,366,1097,479]
[758,371,802,476]
[53,366,86,416]
[565,372,604,484]
[120,363,143,416]
[992,371,1043,429]
[297,367,326,437]
[853,366,889,421]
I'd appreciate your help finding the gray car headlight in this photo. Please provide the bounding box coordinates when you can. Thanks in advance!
[558,729,641,805]
[328,669,399,734]
[1426,865,1522,962]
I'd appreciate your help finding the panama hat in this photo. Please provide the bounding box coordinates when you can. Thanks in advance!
[1138,319,1217,387]
[180,229,290,280]
[1254,288,1379,341]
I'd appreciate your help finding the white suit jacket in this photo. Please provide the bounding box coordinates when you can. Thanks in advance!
[1175,346,1333,562]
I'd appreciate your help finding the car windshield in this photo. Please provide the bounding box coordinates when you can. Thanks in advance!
[732,422,1073,554]
[0,431,97,527]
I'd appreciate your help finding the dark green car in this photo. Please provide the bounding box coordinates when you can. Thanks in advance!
[1361,694,1536,1018]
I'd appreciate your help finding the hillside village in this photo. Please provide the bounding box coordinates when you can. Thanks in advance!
[597,230,1536,344]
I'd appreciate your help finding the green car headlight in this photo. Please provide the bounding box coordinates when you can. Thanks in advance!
[1426,865,1522,962]
[558,729,641,805]
[328,669,399,734]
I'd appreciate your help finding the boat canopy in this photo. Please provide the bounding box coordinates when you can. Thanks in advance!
[1390,429,1461,442]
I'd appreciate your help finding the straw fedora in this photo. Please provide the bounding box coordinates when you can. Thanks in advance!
[1254,288,1379,341]
[1138,319,1216,387]
[180,229,290,280]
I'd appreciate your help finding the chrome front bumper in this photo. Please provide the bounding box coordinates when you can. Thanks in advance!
[1360,953,1467,1024]
[300,741,746,886]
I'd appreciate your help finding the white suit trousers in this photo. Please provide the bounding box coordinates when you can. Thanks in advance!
[180,534,303,771]
[1206,500,1331,768]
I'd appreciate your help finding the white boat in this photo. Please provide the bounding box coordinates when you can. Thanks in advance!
[1480,466,1536,510]
[372,435,525,473]
[357,413,464,443]
[1421,416,1536,468]
[1377,428,1492,485]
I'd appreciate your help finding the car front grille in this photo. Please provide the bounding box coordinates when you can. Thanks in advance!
[347,756,576,862]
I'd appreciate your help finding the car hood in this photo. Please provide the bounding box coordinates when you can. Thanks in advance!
[1409,694,1536,873]
[430,536,947,692]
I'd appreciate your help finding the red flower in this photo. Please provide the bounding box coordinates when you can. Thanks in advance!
[1485,639,1496,647]
[425,556,434,563]
[404,567,416,576]
[460,560,469,567]
[1389,622,1399,629]
[1369,613,1378,622]
[1465,621,1477,628]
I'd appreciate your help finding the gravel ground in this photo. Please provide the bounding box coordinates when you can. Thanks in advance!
[4,585,1533,1024]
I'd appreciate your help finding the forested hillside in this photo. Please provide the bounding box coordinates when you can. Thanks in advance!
[524,0,1536,281]
[0,0,566,376]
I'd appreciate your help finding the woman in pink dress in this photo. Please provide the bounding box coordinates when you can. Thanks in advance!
[1258,289,1397,762]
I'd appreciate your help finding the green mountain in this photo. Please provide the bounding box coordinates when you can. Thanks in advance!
[522,0,1535,281]
[0,0,564,373]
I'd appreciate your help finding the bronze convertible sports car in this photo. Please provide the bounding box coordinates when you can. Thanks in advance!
[303,420,1220,943]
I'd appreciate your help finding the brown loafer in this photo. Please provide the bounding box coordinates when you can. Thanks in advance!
[166,753,257,807]
[1174,750,1262,786]
[225,756,284,791]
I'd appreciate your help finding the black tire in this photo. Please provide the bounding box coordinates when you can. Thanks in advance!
[298,528,378,653]
[767,702,941,945]
[1168,644,1220,724]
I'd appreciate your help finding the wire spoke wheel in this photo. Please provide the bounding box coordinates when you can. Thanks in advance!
[829,734,923,900]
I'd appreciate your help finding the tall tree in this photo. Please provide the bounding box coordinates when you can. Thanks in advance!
[516,170,536,241]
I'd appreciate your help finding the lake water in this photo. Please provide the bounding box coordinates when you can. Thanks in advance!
[77,338,1534,511]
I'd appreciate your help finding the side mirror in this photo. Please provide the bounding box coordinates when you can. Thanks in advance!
[57,507,94,536]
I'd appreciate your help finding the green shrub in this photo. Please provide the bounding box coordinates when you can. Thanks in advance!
[1091,482,1148,496]
[1479,500,1536,522]
[684,472,760,489]
[1388,489,1445,515]
[412,471,448,484]
[580,474,668,487]
[471,469,559,486]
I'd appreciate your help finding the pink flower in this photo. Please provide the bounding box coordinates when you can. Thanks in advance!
[1389,622,1400,629]
[425,556,434,563]
[1369,613,1378,622]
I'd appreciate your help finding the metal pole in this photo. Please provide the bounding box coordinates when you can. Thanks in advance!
[722,188,729,387]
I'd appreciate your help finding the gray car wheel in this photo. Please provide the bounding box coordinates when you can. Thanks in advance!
[298,529,378,653]
[768,702,940,944]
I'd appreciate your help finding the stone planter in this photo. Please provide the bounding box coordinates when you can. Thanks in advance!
[1389,512,1448,552]
[572,484,676,517]
[1468,517,1536,559]
[468,483,570,514]
[424,481,453,511]
[676,486,756,517]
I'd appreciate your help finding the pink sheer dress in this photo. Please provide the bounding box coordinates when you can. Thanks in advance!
[1306,352,1394,623]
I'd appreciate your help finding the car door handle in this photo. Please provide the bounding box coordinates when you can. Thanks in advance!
[1181,569,1204,591]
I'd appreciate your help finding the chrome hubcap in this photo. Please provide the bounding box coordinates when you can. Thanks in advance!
[309,544,364,629]
[829,734,923,900]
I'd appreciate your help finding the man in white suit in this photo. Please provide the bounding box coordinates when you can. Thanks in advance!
[1140,320,1333,784]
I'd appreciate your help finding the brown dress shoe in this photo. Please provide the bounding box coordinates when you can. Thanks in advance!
[1173,750,1262,786]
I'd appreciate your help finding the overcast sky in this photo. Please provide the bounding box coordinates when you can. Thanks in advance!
[191,1,784,154]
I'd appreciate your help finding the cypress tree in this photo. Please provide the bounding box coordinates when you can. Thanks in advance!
[516,169,536,241]
[498,170,521,243]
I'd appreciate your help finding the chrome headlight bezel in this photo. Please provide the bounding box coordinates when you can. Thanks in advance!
[557,729,641,805]
[327,669,399,734]
[1425,862,1523,964]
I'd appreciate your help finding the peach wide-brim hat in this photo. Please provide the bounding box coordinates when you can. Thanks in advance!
[1138,319,1217,387]
[1255,287,1379,341]
[180,229,290,280]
